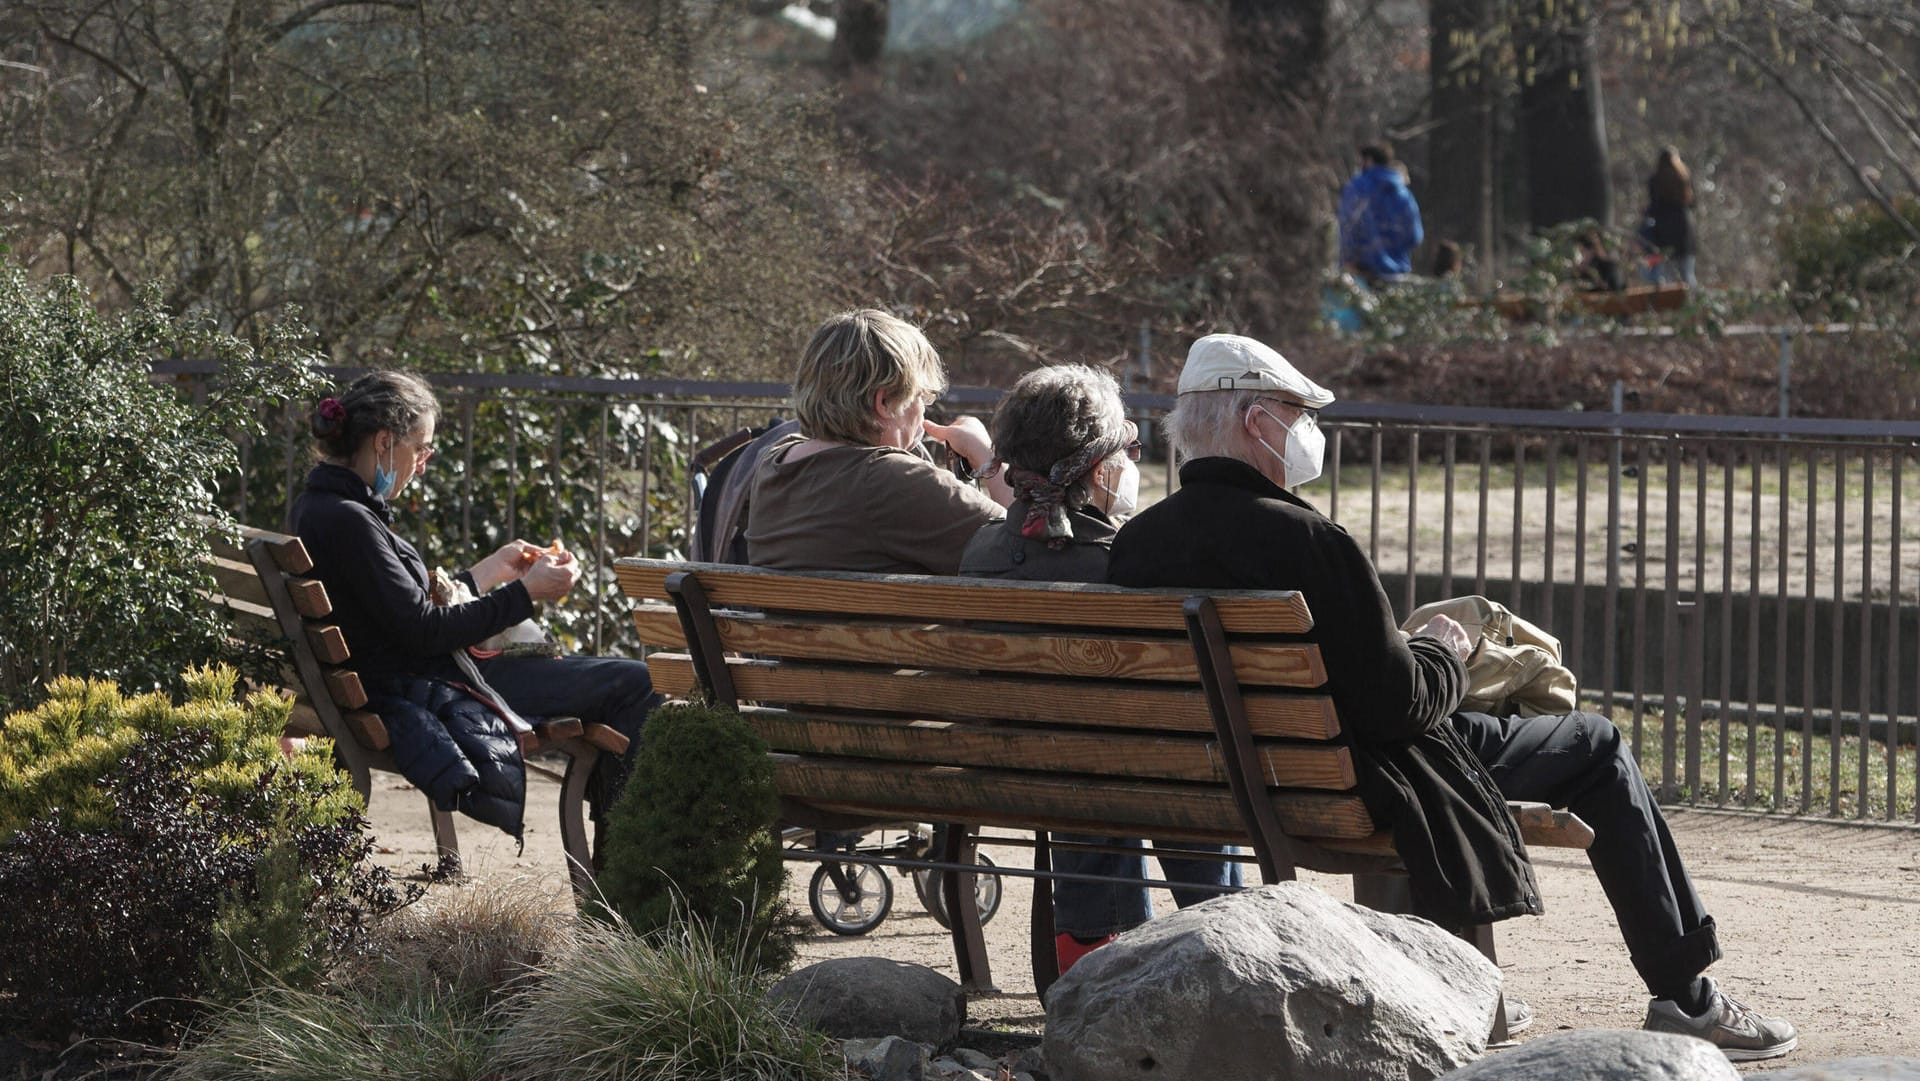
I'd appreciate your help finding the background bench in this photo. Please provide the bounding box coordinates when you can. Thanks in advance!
[205,522,627,897]
[615,557,1592,1028]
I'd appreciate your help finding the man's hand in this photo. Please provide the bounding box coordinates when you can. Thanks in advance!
[922,415,1014,507]
[1412,613,1474,664]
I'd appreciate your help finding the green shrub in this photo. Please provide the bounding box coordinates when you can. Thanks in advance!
[0,669,411,1042]
[490,915,837,1081]
[592,700,800,972]
[166,983,497,1081]
[0,268,320,712]
[1778,196,1920,320]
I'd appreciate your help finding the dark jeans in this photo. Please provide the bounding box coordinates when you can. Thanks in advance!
[1052,835,1243,939]
[474,653,662,818]
[1453,710,1722,997]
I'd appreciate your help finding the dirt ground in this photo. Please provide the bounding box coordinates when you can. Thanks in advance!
[368,769,1920,1071]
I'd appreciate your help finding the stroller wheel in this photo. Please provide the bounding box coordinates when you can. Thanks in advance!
[808,861,893,936]
[913,852,1002,929]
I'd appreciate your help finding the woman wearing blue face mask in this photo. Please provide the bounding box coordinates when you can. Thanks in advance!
[293,371,660,844]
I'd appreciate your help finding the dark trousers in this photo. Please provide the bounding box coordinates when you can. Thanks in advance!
[474,653,662,815]
[1453,710,1722,997]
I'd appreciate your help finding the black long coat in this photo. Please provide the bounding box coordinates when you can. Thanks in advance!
[1108,456,1543,927]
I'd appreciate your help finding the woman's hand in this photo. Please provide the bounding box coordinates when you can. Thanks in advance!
[469,540,543,593]
[521,551,581,603]
[1412,613,1475,664]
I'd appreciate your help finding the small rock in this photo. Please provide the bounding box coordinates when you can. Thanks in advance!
[929,1055,965,1079]
[1767,1058,1920,1081]
[1434,1029,1739,1080]
[770,957,965,1045]
[844,1035,930,1081]
[952,1047,998,1071]
[1009,1046,1047,1076]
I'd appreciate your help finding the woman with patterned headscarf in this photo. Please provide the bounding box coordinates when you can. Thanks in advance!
[959,364,1240,976]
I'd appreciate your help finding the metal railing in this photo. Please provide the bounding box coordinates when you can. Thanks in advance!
[166,364,1920,822]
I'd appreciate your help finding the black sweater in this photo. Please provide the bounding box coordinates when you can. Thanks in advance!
[291,463,533,680]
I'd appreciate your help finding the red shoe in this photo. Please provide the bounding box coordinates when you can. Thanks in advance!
[1055,931,1116,974]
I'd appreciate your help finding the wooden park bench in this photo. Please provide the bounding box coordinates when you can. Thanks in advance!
[1488,282,1690,322]
[614,558,1593,1035]
[204,522,628,898]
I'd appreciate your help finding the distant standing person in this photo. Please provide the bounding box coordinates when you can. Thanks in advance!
[1644,146,1697,287]
[1337,143,1425,283]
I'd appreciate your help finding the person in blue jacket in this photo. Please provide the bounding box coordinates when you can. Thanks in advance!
[1337,144,1425,282]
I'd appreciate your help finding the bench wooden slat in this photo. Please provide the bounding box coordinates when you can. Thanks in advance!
[773,755,1376,840]
[741,706,1356,790]
[238,528,313,575]
[630,605,1326,689]
[306,625,350,666]
[616,560,1314,634]
[646,653,1343,740]
[1319,803,1592,856]
[344,709,390,751]
[285,577,331,619]
[325,669,367,711]
[210,556,273,609]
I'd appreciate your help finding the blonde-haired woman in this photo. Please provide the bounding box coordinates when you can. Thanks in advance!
[747,309,1013,574]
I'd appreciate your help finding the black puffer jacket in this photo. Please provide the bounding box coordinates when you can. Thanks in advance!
[1109,456,1542,928]
[363,675,526,841]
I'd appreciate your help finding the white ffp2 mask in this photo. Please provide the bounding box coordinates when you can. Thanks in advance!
[1251,405,1326,488]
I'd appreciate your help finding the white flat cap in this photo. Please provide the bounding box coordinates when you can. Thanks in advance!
[1176,334,1335,406]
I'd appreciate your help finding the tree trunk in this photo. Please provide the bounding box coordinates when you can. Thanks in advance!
[832,0,887,71]
[1427,0,1496,285]
[1518,3,1611,230]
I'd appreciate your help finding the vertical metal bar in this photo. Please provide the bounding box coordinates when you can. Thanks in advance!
[1165,414,1179,495]
[1692,446,1707,802]
[1857,451,1873,818]
[1542,436,1558,630]
[1369,428,1383,566]
[1511,439,1526,613]
[1573,437,1589,697]
[461,395,477,551]
[1327,427,1342,520]
[506,400,520,542]
[1633,439,1650,758]
[1682,601,1703,801]
[1661,440,1681,798]
[1603,432,1622,717]
[1802,448,1819,814]
[1405,432,1420,618]
[594,405,610,655]
[1774,445,1789,810]
[1888,450,1903,821]
[1830,449,1846,817]
[685,407,701,548]
[638,409,654,559]
[1477,434,1492,599]
[1719,452,1734,806]
[1746,448,1761,808]
[1442,433,1457,599]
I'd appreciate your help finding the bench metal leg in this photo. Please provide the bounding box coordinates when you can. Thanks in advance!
[1353,874,1511,1043]
[940,823,996,993]
[428,798,462,876]
[1030,830,1059,997]
[1467,923,1513,1043]
[559,745,599,903]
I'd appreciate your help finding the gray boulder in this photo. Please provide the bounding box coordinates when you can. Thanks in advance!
[770,957,965,1045]
[845,1035,930,1081]
[1042,881,1502,1081]
[1435,1029,1739,1081]
[1767,1059,1920,1081]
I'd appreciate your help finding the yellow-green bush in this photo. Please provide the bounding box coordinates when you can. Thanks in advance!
[0,666,355,839]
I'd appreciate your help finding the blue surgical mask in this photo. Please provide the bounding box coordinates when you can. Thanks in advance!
[372,442,398,499]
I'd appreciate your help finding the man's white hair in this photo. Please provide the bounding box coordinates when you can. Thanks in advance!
[1164,389,1265,462]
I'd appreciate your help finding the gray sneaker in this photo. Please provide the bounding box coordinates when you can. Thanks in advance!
[1642,978,1798,1061]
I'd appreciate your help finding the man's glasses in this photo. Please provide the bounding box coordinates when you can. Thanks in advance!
[1121,421,1143,461]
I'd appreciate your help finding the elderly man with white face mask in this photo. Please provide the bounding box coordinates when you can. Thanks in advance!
[1107,334,1797,1062]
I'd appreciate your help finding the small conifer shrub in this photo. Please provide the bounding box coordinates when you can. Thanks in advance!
[592,700,801,972]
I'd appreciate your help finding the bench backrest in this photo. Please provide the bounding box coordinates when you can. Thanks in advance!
[615,558,1377,876]
[206,525,391,792]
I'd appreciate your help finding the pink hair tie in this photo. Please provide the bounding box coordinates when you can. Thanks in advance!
[318,398,346,422]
